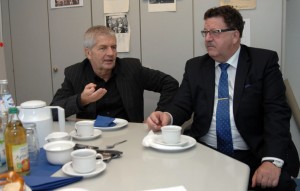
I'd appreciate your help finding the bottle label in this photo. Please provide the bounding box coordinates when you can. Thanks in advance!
[0,138,7,173]
[0,139,6,166]
[0,98,5,114]
[11,143,30,173]
[1,94,15,108]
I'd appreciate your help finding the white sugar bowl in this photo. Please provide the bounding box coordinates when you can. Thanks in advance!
[43,140,75,165]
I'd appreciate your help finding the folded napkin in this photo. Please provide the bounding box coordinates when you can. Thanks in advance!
[142,131,188,150]
[142,130,158,147]
[29,148,62,176]
[94,115,116,127]
[24,176,82,191]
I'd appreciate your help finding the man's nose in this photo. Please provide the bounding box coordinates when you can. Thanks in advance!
[205,32,213,41]
[106,47,115,55]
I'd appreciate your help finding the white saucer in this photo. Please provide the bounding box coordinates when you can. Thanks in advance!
[149,135,196,151]
[69,129,102,140]
[153,135,189,146]
[94,118,128,130]
[62,161,106,178]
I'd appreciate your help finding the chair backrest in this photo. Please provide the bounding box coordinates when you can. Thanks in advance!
[284,79,300,130]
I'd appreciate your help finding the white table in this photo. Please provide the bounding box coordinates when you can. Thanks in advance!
[52,121,250,191]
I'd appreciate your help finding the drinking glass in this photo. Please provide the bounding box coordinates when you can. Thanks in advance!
[23,123,40,166]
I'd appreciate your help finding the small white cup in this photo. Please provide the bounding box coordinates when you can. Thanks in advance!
[71,149,103,174]
[45,132,71,142]
[75,120,94,137]
[161,125,182,144]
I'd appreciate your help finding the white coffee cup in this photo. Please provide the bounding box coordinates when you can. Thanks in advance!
[75,120,94,137]
[161,125,182,144]
[71,149,103,174]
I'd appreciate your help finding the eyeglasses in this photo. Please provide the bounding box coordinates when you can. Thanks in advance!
[201,28,236,37]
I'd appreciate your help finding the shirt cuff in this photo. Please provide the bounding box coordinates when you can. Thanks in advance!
[261,157,284,164]
[163,112,173,125]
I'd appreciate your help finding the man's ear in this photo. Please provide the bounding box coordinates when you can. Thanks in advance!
[232,30,240,44]
[84,48,91,59]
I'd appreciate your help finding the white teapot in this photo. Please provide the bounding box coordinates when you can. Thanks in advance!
[18,100,65,146]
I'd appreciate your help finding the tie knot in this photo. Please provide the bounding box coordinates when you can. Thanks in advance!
[219,63,229,71]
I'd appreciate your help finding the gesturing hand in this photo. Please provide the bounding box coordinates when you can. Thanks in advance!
[80,83,107,106]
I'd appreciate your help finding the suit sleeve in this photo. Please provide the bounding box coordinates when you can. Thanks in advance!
[166,60,197,125]
[260,52,292,159]
[140,66,179,111]
[50,67,84,119]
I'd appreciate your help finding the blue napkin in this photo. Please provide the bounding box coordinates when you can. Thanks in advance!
[24,176,82,191]
[29,148,62,176]
[24,148,83,190]
[94,115,116,127]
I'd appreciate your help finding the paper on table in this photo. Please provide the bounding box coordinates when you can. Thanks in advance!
[143,185,187,191]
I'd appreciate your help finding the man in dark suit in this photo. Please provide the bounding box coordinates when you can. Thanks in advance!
[51,25,178,122]
[146,5,299,191]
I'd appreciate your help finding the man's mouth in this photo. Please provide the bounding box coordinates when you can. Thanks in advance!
[104,59,114,63]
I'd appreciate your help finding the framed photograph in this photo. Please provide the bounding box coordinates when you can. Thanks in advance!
[51,0,83,9]
[149,0,174,4]
[105,14,129,34]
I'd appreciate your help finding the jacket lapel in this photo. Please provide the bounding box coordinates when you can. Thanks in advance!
[204,58,216,119]
[83,60,98,114]
[233,45,251,117]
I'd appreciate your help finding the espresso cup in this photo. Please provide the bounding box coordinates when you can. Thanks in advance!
[45,132,71,142]
[71,149,103,174]
[75,120,94,137]
[161,125,182,144]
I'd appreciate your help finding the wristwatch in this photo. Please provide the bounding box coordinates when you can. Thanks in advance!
[264,160,284,168]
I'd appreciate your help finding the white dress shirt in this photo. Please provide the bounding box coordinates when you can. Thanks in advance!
[199,47,250,150]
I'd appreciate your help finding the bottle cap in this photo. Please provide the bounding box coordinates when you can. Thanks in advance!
[8,107,18,114]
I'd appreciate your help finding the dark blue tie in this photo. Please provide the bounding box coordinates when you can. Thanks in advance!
[216,63,234,156]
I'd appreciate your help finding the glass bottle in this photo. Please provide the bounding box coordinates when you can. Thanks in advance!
[0,79,15,133]
[0,79,15,110]
[0,79,14,173]
[23,123,40,166]
[5,107,30,175]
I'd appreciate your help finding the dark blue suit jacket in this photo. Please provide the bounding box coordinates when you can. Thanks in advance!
[168,45,299,176]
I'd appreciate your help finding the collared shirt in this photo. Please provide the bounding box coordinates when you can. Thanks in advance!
[199,46,250,150]
[93,66,129,120]
[76,60,128,120]
[95,76,128,120]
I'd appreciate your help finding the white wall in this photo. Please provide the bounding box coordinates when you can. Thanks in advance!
[285,0,300,177]
[0,0,6,79]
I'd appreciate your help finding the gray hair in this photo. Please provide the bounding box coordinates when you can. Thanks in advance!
[83,25,116,49]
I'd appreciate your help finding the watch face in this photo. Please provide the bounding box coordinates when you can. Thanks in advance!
[264,160,283,168]
[273,160,283,168]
